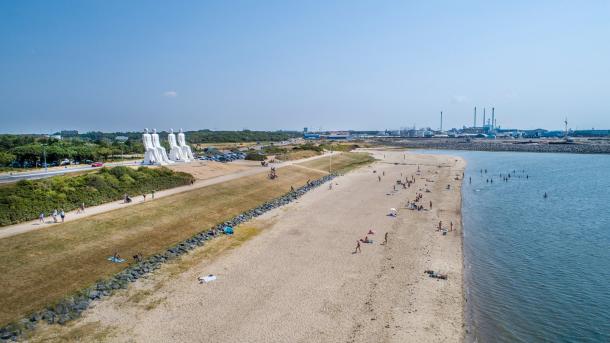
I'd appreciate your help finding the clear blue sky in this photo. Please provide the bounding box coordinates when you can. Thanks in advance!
[1,0,609,133]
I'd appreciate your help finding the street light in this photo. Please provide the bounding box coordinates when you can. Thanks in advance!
[42,143,48,173]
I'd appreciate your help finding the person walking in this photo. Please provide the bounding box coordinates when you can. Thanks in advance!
[52,209,58,223]
[383,232,389,245]
[429,200,432,209]
[60,209,65,223]
[354,240,361,254]
[39,212,45,224]
[152,190,155,199]
[143,194,147,202]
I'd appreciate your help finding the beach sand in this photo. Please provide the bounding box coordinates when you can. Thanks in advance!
[31,150,465,342]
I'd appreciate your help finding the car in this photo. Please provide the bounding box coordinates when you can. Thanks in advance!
[91,162,104,167]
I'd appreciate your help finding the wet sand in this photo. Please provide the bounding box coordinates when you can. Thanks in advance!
[33,150,465,342]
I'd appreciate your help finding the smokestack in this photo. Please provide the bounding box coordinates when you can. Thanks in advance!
[440,111,443,131]
[492,107,495,130]
[483,108,486,129]
[474,107,477,127]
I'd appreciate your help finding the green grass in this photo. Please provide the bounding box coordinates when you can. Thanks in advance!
[297,152,375,173]
[0,166,194,226]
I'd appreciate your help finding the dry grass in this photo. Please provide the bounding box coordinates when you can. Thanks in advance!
[297,152,375,173]
[275,150,320,161]
[25,321,117,343]
[0,165,327,327]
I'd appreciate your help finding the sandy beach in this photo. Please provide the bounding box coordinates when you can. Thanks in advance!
[31,150,465,342]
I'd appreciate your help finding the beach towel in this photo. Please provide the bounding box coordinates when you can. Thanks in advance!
[198,274,217,283]
[107,256,125,263]
[223,226,234,235]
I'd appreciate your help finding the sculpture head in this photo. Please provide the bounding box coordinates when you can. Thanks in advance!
[179,128,184,133]
[144,128,149,133]
[169,128,174,133]
[153,128,157,134]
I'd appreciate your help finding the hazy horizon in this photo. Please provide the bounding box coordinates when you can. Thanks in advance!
[2,1,610,134]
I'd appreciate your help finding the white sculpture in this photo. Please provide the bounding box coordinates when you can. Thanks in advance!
[151,129,173,164]
[168,128,189,162]
[143,128,166,165]
[178,128,194,160]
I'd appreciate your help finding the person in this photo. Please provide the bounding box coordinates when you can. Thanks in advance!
[438,221,442,230]
[143,194,147,202]
[60,209,65,223]
[450,221,453,231]
[290,185,294,192]
[429,200,432,209]
[190,179,195,185]
[52,209,58,223]
[133,252,143,262]
[80,202,85,213]
[383,232,388,245]
[378,175,381,182]
[469,177,472,184]
[361,236,372,243]
[354,240,361,253]
[329,182,333,190]
[382,171,385,176]
[368,229,375,235]
[39,212,45,223]
[152,190,155,199]
[544,192,548,199]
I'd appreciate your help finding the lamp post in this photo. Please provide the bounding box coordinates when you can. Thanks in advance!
[42,144,48,173]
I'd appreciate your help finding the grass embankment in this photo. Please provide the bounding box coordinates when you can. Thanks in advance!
[0,165,327,327]
[297,152,375,173]
[0,166,194,227]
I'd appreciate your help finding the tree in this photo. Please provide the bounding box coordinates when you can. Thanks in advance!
[0,151,15,166]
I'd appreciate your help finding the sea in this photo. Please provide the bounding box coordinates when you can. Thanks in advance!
[415,150,610,343]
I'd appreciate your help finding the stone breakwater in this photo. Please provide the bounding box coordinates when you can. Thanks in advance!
[385,140,610,154]
[0,174,337,342]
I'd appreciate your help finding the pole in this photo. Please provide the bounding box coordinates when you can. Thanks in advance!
[329,149,332,173]
[42,144,47,173]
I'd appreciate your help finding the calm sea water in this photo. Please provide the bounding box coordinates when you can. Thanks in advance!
[415,150,610,343]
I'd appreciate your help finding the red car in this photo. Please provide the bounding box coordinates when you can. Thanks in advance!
[91,162,104,167]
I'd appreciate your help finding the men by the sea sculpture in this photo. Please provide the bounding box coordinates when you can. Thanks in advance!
[151,129,173,164]
[167,128,189,162]
[143,128,167,165]
[178,128,195,160]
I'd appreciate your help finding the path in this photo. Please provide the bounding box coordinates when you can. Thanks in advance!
[0,152,338,239]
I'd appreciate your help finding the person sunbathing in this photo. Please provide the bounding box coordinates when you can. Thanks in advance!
[360,236,373,244]
[368,229,375,235]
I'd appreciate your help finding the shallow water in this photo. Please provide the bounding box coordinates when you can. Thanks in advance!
[415,150,610,343]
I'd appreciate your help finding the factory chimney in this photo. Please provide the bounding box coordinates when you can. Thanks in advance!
[491,107,495,131]
[474,107,477,127]
[483,108,486,129]
[440,111,443,131]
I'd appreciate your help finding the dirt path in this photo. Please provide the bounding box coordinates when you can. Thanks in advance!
[33,150,465,343]
[0,153,336,240]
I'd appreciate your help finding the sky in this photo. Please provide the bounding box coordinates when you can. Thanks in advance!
[1,0,610,134]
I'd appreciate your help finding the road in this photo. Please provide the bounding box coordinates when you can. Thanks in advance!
[0,160,142,184]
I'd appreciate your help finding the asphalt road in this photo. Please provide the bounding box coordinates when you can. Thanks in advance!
[0,160,142,184]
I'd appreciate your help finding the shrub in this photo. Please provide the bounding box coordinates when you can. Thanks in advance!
[0,167,194,226]
[244,152,267,161]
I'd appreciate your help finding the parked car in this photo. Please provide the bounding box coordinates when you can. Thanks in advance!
[91,162,104,167]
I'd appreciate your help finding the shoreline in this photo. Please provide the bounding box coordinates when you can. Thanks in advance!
[26,150,465,342]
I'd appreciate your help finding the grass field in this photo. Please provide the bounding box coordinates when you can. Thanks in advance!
[0,165,328,327]
[297,152,375,173]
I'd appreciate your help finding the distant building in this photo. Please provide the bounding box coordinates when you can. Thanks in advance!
[115,136,129,142]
